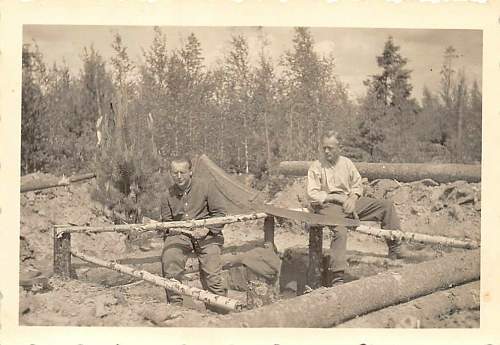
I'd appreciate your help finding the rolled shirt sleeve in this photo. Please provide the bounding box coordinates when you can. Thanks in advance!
[307,161,328,203]
[348,160,363,197]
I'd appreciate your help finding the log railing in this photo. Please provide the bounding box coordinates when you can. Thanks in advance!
[53,213,274,311]
[71,249,244,312]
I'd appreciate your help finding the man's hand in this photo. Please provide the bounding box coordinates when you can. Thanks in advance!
[192,227,210,240]
[343,194,358,214]
[324,193,348,205]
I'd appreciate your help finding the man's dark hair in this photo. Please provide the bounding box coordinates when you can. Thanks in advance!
[170,156,192,170]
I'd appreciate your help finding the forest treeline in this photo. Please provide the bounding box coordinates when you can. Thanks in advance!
[22,27,481,217]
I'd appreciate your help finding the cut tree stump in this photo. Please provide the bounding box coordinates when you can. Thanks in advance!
[53,227,72,278]
[279,161,481,183]
[166,249,479,327]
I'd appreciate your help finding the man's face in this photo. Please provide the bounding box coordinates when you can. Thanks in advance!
[322,136,341,164]
[170,161,192,189]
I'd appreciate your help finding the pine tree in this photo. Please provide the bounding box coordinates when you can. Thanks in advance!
[357,36,418,161]
[140,26,170,156]
[21,43,49,173]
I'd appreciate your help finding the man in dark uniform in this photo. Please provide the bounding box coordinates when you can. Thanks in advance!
[160,157,227,310]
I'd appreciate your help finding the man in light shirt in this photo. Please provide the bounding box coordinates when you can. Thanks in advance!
[307,130,405,286]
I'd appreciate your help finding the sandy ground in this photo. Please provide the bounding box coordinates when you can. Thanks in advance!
[19,173,481,327]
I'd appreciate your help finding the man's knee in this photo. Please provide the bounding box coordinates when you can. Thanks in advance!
[330,226,348,241]
[377,198,395,211]
[161,246,185,277]
[199,246,222,276]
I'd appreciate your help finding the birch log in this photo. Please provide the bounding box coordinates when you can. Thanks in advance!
[71,249,244,312]
[353,225,479,249]
[56,213,268,236]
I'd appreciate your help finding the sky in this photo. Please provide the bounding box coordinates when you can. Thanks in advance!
[23,25,482,100]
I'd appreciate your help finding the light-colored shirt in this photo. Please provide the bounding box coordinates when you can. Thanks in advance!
[307,156,363,203]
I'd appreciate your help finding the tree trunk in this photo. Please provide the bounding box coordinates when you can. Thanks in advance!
[279,161,481,183]
[21,173,96,193]
[263,111,271,169]
[457,97,464,162]
[219,110,225,164]
[174,111,179,156]
[288,110,293,160]
[166,249,479,327]
[243,111,249,174]
[338,281,479,328]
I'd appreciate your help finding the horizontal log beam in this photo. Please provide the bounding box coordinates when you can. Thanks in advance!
[165,249,479,327]
[21,173,96,193]
[56,213,268,236]
[338,281,480,328]
[71,249,244,312]
[279,161,481,183]
[353,225,479,249]
[292,208,478,249]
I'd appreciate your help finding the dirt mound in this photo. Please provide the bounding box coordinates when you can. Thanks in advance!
[20,174,130,277]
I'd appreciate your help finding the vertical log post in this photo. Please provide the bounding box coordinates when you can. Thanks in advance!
[307,225,323,289]
[53,227,72,278]
[263,216,275,249]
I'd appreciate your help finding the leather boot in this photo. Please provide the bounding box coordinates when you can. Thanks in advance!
[325,270,344,287]
[387,239,411,260]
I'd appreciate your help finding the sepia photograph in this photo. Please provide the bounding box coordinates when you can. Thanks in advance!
[17,24,482,328]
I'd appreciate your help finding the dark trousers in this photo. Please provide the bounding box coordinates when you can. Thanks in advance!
[319,197,401,272]
[161,232,227,305]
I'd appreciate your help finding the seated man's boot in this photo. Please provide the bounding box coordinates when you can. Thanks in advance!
[387,239,411,260]
[325,270,345,287]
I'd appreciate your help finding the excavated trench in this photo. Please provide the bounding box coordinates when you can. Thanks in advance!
[19,174,481,327]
